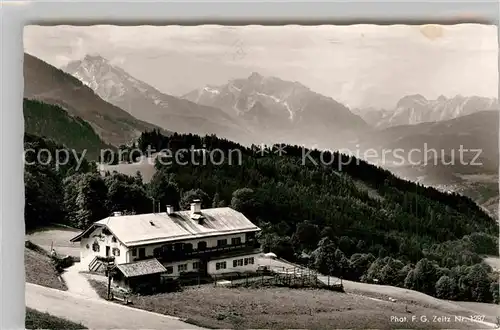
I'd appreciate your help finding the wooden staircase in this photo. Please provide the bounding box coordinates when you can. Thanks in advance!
[88,256,115,273]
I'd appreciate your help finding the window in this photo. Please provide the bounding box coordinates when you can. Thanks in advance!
[233,259,243,267]
[138,248,145,258]
[162,244,173,253]
[237,259,243,266]
[193,262,200,270]
[178,264,188,272]
[233,260,237,268]
[216,261,227,270]
[166,266,173,274]
[244,257,255,265]
[231,237,242,245]
[217,239,227,247]
[92,241,100,252]
[111,236,117,243]
[174,243,183,251]
[184,243,193,253]
[131,248,137,257]
[153,248,161,258]
[197,241,207,250]
[112,248,120,256]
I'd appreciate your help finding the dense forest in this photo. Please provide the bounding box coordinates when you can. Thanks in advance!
[23,99,112,160]
[25,129,499,304]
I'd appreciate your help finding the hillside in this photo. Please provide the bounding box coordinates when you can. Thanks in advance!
[62,55,252,145]
[23,98,111,160]
[24,242,67,291]
[25,129,499,307]
[183,72,369,149]
[360,111,498,172]
[356,111,499,216]
[23,53,167,147]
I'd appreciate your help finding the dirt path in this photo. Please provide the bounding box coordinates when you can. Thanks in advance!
[26,283,205,329]
[60,263,100,299]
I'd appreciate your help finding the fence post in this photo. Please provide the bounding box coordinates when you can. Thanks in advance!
[107,267,112,300]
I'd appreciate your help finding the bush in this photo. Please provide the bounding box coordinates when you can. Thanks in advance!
[435,275,457,300]
[51,255,74,272]
[25,240,48,255]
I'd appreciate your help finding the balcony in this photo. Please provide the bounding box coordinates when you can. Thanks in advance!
[134,241,261,263]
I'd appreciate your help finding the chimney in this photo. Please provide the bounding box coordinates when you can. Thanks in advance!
[190,199,201,216]
[166,205,174,215]
[113,211,122,217]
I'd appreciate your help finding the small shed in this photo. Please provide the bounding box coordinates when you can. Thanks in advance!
[113,258,167,292]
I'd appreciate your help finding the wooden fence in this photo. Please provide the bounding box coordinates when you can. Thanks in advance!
[213,265,343,291]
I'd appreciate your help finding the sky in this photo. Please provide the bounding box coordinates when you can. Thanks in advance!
[24,24,498,109]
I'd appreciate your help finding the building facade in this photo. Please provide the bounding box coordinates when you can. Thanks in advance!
[70,200,263,288]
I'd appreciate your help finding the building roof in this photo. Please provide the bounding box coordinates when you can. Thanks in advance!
[116,258,167,278]
[70,207,261,247]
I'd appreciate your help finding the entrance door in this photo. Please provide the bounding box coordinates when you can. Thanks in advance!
[139,247,146,258]
[106,246,111,257]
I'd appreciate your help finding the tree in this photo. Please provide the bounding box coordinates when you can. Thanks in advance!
[148,171,180,208]
[349,253,375,280]
[356,240,367,252]
[338,236,355,256]
[363,257,387,283]
[435,275,457,300]
[378,258,405,286]
[180,189,209,210]
[72,173,109,228]
[396,264,413,287]
[212,192,226,208]
[464,232,498,255]
[407,258,439,295]
[259,232,295,261]
[490,280,499,304]
[25,164,64,229]
[311,237,337,275]
[320,226,335,239]
[105,173,150,214]
[230,188,258,217]
[134,171,143,185]
[292,221,320,250]
[334,248,350,278]
[462,264,493,302]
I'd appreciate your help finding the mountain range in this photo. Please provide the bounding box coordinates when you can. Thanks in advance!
[63,55,370,150]
[182,72,369,149]
[24,52,498,217]
[353,94,498,128]
[62,55,253,145]
[24,53,167,147]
